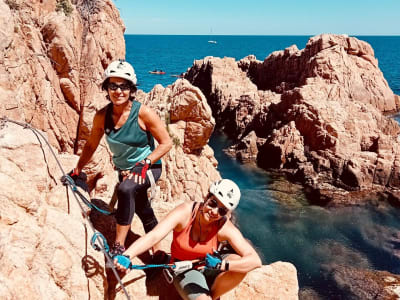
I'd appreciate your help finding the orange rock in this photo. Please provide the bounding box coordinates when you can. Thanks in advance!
[185,34,400,206]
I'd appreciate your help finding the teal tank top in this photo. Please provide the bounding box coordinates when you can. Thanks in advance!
[104,101,161,170]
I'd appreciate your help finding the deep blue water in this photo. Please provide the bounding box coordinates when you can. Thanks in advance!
[126,35,400,95]
[125,35,400,298]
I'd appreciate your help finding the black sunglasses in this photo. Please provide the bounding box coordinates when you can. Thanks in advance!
[207,196,229,216]
[108,83,131,91]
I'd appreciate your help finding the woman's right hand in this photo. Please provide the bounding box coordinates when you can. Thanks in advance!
[113,255,132,273]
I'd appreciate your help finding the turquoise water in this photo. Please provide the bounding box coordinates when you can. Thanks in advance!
[210,134,400,299]
[125,35,400,298]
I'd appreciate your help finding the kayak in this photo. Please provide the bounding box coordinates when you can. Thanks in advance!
[149,71,166,74]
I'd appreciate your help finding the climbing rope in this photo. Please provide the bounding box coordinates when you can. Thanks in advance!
[60,174,113,215]
[0,117,132,299]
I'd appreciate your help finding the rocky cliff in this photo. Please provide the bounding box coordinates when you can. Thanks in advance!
[0,1,298,299]
[185,34,400,206]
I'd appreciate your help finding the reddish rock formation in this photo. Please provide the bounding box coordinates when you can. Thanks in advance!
[0,2,299,299]
[185,34,400,206]
[0,0,124,153]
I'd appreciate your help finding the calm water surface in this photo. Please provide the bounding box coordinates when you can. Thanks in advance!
[210,133,400,298]
[125,35,400,298]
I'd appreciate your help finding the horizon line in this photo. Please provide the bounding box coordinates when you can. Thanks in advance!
[124,33,400,37]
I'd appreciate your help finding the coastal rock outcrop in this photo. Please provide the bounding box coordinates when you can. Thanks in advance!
[0,2,299,298]
[185,34,400,206]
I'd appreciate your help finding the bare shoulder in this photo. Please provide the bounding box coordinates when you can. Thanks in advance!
[138,103,157,118]
[175,201,195,218]
[218,219,243,240]
[91,106,108,131]
[172,201,197,231]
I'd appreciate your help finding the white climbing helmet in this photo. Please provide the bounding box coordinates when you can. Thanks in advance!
[103,60,137,85]
[209,179,241,211]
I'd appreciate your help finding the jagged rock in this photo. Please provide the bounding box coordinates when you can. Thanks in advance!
[0,122,106,300]
[185,34,400,207]
[136,79,220,203]
[0,0,124,152]
[258,121,307,169]
[185,56,266,138]
[246,34,397,112]
[225,131,262,163]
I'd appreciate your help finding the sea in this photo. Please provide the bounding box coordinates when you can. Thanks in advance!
[125,35,400,299]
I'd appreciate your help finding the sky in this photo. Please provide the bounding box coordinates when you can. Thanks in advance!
[113,0,400,35]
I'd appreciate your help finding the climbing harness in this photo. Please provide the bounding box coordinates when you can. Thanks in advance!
[0,117,132,299]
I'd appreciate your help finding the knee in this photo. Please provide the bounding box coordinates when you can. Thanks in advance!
[230,270,247,282]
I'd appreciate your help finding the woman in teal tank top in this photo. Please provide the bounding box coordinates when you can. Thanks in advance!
[72,60,172,258]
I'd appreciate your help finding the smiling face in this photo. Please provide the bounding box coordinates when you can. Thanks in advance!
[201,194,229,223]
[107,77,132,106]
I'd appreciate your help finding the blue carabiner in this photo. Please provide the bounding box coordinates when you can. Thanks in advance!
[90,232,110,253]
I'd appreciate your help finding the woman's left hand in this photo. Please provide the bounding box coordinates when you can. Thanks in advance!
[128,161,150,184]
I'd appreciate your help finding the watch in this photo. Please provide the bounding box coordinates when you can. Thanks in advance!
[145,158,152,166]
[224,260,229,271]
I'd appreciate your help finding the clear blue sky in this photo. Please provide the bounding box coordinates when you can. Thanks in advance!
[113,0,399,35]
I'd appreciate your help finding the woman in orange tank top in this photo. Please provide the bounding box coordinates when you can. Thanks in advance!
[115,179,262,300]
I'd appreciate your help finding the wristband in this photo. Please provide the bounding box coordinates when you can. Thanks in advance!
[225,260,229,271]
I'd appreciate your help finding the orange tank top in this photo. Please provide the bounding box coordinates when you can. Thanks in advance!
[171,202,223,261]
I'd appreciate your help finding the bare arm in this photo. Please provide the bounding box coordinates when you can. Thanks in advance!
[75,109,105,173]
[122,202,192,259]
[139,104,172,163]
[218,222,262,273]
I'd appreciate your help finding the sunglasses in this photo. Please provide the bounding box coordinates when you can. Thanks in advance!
[108,83,131,91]
[206,196,229,216]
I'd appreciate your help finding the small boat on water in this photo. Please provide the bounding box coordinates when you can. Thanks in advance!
[171,74,184,78]
[149,70,166,75]
[208,27,217,44]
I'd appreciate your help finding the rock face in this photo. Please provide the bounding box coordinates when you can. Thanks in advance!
[137,79,221,204]
[185,34,400,206]
[0,0,124,153]
[0,2,299,299]
[0,122,106,300]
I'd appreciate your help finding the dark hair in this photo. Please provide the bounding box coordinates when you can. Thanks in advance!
[102,78,138,100]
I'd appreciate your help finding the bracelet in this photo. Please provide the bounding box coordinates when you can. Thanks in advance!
[224,260,229,271]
